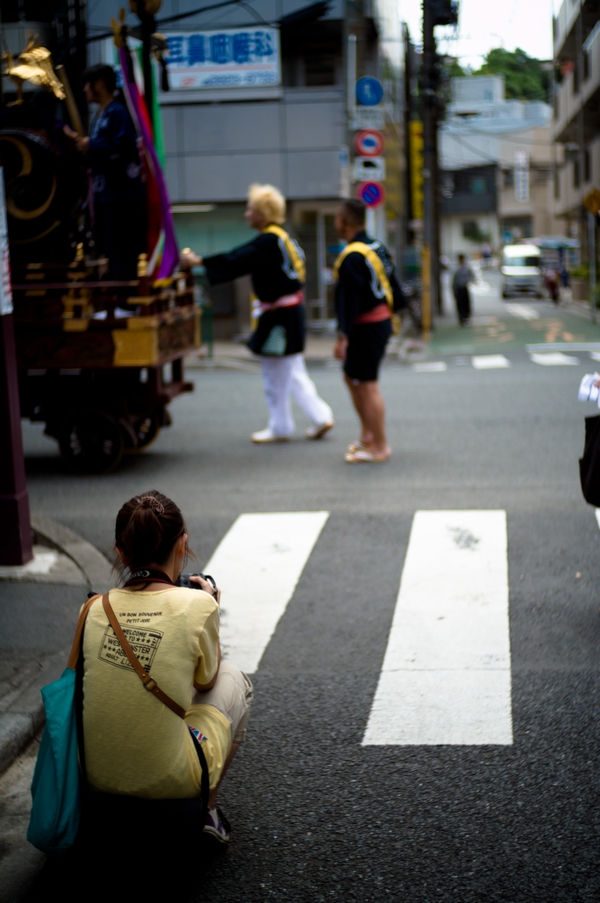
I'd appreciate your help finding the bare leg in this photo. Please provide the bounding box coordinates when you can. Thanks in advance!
[344,374,373,446]
[344,375,390,456]
[208,742,239,810]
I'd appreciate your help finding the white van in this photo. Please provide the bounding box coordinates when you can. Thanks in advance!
[501,245,543,298]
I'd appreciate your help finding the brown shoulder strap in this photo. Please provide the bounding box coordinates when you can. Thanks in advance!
[101,592,186,720]
[67,594,101,670]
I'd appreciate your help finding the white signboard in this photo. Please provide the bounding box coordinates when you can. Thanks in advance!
[0,168,13,317]
[353,156,386,182]
[351,107,385,131]
[165,28,280,89]
[514,151,529,203]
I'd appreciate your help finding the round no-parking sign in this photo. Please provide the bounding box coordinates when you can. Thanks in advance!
[354,130,384,157]
[357,181,385,208]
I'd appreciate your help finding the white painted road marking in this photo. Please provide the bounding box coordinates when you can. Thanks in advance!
[413,361,447,372]
[530,352,580,366]
[363,510,513,746]
[471,354,511,370]
[204,511,329,673]
[505,304,539,320]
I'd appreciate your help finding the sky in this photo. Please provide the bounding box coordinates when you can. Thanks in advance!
[401,0,556,68]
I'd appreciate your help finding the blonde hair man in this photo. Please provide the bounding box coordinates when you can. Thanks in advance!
[181,185,333,443]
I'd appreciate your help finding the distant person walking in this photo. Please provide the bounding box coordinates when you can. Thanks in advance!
[452,254,475,326]
[333,198,405,464]
[181,184,333,444]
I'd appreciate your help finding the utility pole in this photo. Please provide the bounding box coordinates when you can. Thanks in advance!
[0,168,33,566]
[422,0,458,336]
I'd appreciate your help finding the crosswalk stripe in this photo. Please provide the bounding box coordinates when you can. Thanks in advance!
[471,354,511,369]
[505,303,539,320]
[362,510,513,746]
[204,511,329,673]
[529,352,580,366]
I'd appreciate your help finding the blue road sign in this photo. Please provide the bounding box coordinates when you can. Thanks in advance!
[355,77,384,107]
[357,181,385,208]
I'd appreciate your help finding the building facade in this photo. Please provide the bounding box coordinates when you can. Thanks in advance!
[440,76,559,259]
[552,0,600,256]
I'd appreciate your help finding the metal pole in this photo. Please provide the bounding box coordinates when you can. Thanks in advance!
[347,34,357,121]
[421,0,438,339]
[589,210,596,323]
[0,168,33,565]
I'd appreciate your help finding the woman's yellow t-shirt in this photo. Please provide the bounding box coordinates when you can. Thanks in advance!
[82,587,231,797]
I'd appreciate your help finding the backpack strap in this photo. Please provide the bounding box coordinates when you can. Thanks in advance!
[263,224,306,284]
[333,241,394,311]
[101,593,186,719]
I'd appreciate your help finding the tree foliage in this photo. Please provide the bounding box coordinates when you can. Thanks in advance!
[472,48,551,102]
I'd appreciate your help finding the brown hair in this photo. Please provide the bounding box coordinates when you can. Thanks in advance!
[114,490,192,577]
[338,198,366,228]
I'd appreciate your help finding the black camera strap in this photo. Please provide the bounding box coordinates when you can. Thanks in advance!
[124,567,176,588]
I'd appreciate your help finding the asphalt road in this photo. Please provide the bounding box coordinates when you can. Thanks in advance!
[7,275,600,902]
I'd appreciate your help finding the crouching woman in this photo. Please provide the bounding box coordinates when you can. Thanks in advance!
[81,490,253,844]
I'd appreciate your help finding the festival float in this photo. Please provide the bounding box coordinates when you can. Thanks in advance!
[1,7,200,474]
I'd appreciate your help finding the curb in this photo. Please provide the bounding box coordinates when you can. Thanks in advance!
[31,515,113,592]
[0,518,112,776]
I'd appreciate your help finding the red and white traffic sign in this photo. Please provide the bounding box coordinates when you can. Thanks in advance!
[357,181,385,208]
[354,129,384,157]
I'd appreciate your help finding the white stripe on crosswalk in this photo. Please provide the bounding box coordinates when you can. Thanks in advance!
[505,303,539,320]
[529,352,580,366]
[362,510,513,746]
[204,511,329,673]
[471,354,511,370]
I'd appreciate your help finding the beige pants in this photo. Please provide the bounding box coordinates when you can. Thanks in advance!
[192,663,254,744]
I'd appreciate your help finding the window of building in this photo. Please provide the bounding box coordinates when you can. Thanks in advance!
[554,171,560,200]
[583,49,590,81]
[573,57,580,94]
[304,47,337,86]
[503,169,514,189]
[573,158,580,188]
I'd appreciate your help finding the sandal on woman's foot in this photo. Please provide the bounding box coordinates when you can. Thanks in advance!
[347,440,370,453]
[344,448,391,464]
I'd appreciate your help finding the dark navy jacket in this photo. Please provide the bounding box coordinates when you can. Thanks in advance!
[335,231,405,336]
[204,228,306,356]
[88,100,144,204]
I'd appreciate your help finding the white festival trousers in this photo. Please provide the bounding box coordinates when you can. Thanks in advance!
[261,353,333,437]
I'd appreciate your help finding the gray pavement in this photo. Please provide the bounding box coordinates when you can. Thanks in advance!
[2,276,600,901]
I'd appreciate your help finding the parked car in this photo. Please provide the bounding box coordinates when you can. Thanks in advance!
[501,245,543,298]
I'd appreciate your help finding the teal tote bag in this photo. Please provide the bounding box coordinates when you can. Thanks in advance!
[27,594,99,854]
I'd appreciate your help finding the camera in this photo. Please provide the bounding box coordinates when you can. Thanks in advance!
[177,572,217,593]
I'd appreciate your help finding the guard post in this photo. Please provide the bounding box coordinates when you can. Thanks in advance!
[0,167,33,565]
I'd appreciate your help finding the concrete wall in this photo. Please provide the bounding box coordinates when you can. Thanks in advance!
[163,88,346,203]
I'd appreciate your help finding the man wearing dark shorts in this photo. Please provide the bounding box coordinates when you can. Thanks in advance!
[333,199,405,463]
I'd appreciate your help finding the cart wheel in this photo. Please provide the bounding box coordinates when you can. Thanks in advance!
[123,411,161,455]
[58,409,124,474]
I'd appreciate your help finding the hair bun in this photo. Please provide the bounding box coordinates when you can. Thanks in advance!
[136,494,165,515]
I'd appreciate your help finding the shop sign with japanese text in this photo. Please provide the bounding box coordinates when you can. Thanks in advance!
[165,28,280,89]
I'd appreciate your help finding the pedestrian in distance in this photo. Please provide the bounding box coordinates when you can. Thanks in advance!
[180,184,334,444]
[333,198,405,464]
[81,490,253,845]
[452,253,475,326]
[63,64,147,280]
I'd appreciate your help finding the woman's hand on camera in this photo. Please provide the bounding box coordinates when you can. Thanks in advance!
[190,575,221,605]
